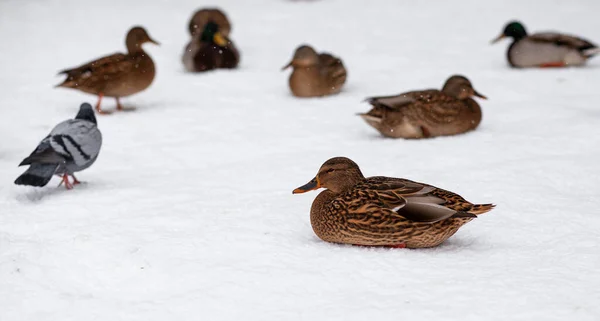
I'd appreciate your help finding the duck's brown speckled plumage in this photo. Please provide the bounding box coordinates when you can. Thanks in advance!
[359,75,486,139]
[282,45,347,98]
[57,26,158,114]
[293,157,494,248]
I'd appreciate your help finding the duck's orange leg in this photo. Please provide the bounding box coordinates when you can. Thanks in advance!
[116,97,123,111]
[95,93,111,115]
[539,62,566,68]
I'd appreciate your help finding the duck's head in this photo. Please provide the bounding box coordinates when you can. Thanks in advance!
[441,75,487,100]
[126,26,159,52]
[200,22,228,46]
[293,157,365,194]
[282,45,319,70]
[491,21,527,43]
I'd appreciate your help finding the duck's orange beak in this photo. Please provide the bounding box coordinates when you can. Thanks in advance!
[281,61,292,71]
[213,32,228,47]
[293,176,321,194]
[490,34,505,44]
[473,89,487,100]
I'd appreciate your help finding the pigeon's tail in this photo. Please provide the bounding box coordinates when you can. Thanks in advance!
[14,163,59,187]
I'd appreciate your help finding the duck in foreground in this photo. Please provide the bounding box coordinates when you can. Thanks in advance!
[282,45,347,97]
[293,157,494,248]
[182,21,240,72]
[359,75,486,139]
[491,21,599,68]
[15,103,102,190]
[56,26,159,114]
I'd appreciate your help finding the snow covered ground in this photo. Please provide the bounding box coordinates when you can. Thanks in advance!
[1,0,599,320]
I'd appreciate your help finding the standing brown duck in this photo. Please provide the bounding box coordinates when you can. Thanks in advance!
[188,8,231,37]
[56,26,159,114]
[282,45,347,98]
[359,75,486,139]
[293,157,494,248]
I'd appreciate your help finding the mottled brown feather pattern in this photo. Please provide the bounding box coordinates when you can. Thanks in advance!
[360,76,485,139]
[297,158,494,249]
[284,45,347,97]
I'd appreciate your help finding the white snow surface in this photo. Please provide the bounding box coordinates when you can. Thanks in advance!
[1,0,600,320]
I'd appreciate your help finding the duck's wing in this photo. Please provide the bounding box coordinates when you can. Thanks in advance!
[56,53,131,89]
[364,90,440,111]
[318,53,347,88]
[355,177,474,223]
[530,32,598,52]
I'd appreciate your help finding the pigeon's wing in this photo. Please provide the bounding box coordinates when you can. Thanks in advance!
[19,136,67,166]
[48,119,102,167]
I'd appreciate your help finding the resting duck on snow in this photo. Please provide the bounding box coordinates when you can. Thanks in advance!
[182,18,240,72]
[491,20,599,68]
[293,157,494,248]
[281,45,347,98]
[56,26,159,114]
[359,75,487,139]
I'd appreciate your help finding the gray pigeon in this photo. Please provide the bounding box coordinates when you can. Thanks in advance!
[15,103,102,189]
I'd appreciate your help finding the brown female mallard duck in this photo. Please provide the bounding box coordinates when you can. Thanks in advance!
[359,75,486,139]
[282,45,347,98]
[491,21,599,68]
[188,8,231,37]
[293,157,494,248]
[182,21,240,72]
[56,26,158,114]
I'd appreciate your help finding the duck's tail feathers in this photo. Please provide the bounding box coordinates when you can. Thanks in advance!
[14,163,59,187]
[582,47,600,57]
[469,203,496,215]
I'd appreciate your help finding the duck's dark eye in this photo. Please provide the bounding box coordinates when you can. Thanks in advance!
[326,168,335,173]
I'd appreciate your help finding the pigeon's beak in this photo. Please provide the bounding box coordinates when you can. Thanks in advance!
[490,34,505,44]
[292,176,321,194]
[473,89,487,100]
[281,61,293,71]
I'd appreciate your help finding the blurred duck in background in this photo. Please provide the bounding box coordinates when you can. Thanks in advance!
[282,45,347,98]
[491,20,599,68]
[182,8,239,72]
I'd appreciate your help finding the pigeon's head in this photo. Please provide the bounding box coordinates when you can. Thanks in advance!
[75,103,97,125]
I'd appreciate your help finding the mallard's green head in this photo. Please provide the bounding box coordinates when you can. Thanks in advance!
[491,21,527,43]
[200,22,227,46]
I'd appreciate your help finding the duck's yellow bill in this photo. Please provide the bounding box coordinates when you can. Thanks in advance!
[213,33,228,47]
[293,177,321,194]
[490,34,505,44]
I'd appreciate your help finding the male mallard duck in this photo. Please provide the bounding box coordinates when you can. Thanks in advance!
[359,75,486,139]
[56,26,158,114]
[491,21,599,68]
[282,45,347,98]
[188,8,231,37]
[182,21,240,72]
[293,157,494,248]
